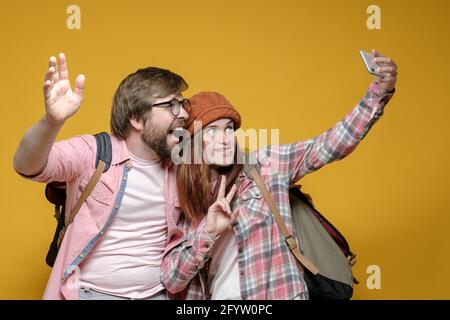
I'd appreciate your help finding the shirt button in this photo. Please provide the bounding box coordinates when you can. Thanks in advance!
[80,253,85,258]
[114,204,119,209]
[99,231,104,236]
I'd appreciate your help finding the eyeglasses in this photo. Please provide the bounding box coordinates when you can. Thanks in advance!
[152,98,191,117]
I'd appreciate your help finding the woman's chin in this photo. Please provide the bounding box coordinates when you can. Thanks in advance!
[207,158,235,167]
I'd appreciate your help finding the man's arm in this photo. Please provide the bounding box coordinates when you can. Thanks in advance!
[13,53,85,176]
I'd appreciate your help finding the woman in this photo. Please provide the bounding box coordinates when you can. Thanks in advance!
[161,52,397,300]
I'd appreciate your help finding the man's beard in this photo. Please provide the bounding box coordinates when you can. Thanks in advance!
[141,123,172,160]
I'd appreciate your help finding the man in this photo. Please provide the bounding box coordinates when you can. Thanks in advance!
[13,53,189,300]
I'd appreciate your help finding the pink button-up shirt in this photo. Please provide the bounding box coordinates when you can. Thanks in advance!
[23,134,183,300]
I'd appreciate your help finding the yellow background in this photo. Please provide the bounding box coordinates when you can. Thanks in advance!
[1,0,449,299]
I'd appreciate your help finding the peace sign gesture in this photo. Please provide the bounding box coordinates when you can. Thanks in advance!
[204,175,239,238]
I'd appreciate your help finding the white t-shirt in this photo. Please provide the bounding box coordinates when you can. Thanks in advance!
[208,227,242,300]
[79,152,167,299]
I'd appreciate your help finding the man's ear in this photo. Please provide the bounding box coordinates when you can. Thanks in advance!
[129,117,143,131]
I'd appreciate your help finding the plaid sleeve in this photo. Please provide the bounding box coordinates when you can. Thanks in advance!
[257,82,395,184]
[161,216,218,294]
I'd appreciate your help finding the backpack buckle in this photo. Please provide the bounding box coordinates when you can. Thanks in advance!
[285,235,298,251]
[348,253,357,267]
[54,205,62,220]
[57,227,66,249]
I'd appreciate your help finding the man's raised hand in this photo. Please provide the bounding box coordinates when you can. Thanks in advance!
[43,53,85,126]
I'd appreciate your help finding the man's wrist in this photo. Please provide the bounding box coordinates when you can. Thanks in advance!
[43,114,65,128]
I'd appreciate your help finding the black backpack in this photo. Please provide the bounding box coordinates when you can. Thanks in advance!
[45,132,112,267]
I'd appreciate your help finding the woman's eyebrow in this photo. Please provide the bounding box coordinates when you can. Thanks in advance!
[206,121,234,129]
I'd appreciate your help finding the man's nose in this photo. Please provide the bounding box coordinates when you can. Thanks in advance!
[178,106,189,120]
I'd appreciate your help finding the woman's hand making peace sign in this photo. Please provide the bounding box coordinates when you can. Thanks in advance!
[204,175,239,238]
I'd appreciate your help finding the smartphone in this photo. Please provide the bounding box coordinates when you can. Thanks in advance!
[359,50,384,78]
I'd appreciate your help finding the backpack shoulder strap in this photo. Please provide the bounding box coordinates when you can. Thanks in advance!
[56,133,112,247]
[94,132,112,172]
[242,150,261,178]
[247,166,319,275]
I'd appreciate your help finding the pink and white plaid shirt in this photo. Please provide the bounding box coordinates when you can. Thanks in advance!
[161,82,395,300]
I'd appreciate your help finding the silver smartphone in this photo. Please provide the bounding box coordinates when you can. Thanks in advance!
[359,50,384,78]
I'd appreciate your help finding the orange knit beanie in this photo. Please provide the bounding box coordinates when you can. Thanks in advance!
[186,92,241,135]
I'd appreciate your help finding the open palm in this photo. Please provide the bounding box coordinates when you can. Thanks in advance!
[43,53,85,125]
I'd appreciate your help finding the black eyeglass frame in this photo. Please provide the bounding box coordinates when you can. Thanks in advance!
[152,98,191,117]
